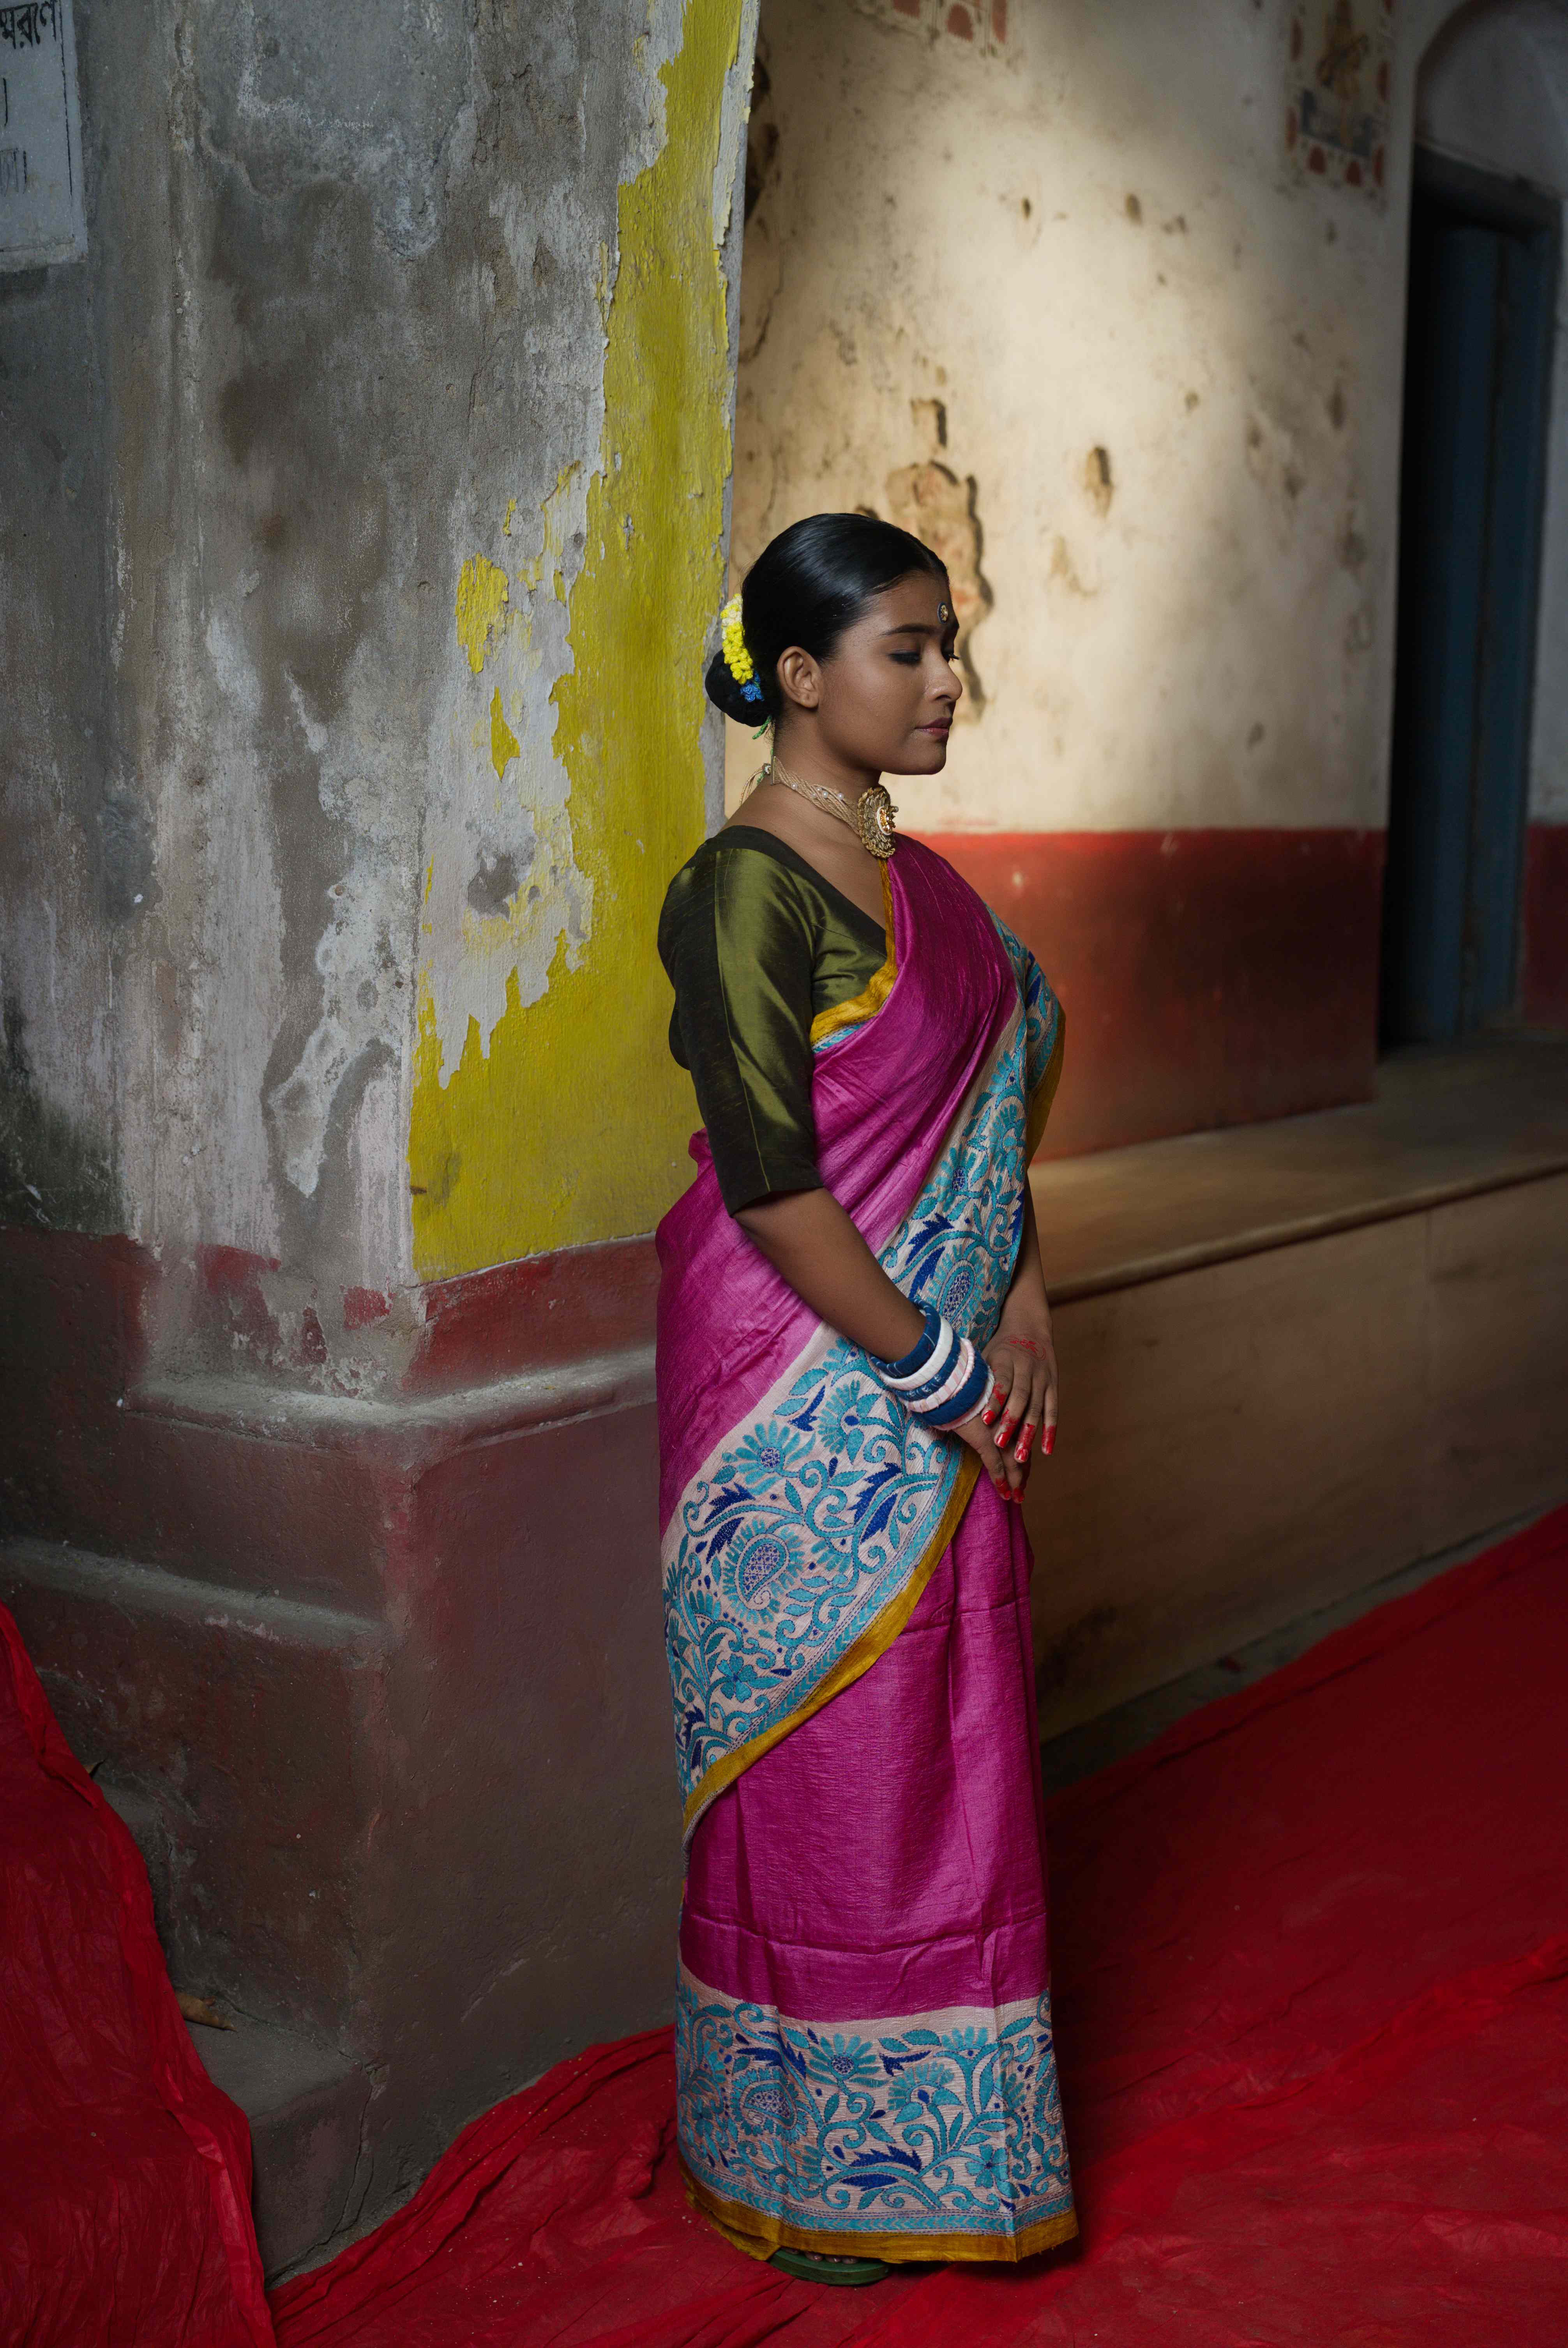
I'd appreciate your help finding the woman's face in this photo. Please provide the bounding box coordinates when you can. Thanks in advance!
[778,571,963,776]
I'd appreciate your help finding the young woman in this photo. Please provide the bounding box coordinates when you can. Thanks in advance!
[656,513,1075,2284]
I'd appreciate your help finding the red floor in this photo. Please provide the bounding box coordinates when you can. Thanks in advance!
[6,1503,1566,2346]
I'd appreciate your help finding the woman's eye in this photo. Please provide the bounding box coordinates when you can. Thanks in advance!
[889,651,921,666]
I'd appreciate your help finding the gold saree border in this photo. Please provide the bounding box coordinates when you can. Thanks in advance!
[809,863,897,1045]
[1025,1003,1067,1163]
[681,1451,982,1839]
[680,2153,1079,2266]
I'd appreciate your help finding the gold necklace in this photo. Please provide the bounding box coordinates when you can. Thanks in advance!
[763,757,898,860]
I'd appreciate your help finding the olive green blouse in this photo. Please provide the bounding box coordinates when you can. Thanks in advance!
[659,827,888,1213]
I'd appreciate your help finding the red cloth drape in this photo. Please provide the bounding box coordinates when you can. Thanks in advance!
[0,1603,272,2348]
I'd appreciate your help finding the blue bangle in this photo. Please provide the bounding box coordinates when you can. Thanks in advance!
[870,1304,942,1381]
[927,1350,991,1430]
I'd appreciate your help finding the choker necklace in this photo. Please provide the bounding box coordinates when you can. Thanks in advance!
[763,757,898,860]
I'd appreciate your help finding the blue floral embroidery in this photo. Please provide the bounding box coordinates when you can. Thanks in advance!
[662,933,1062,1821]
[676,1970,1074,2243]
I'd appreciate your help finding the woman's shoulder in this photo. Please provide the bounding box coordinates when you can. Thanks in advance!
[658,826,825,966]
[661,825,861,925]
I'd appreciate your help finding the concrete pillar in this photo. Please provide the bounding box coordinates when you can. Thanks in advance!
[1,0,757,2252]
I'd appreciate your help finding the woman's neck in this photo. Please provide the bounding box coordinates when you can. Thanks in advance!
[771,730,879,798]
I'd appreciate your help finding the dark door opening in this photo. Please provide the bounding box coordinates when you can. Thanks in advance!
[1381,150,1560,1047]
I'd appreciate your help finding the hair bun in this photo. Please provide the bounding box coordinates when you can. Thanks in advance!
[704,645,767,726]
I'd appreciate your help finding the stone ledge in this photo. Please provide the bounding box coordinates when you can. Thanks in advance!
[0,1537,391,1652]
[128,1341,656,1454]
[1035,1036,1568,1303]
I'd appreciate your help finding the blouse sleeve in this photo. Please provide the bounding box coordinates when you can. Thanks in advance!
[659,843,823,1214]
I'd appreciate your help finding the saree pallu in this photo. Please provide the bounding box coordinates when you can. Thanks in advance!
[656,838,1075,2262]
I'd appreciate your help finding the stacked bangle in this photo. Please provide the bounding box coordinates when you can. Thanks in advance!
[869,1305,991,1431]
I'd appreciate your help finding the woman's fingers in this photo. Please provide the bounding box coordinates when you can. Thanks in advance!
[992,1357,1033,1453]
[973,1342,1061,1500]
[1003,1365,1047,1490]
[954,1410,1011,1493]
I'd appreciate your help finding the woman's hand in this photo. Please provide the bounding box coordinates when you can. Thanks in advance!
[950,1397,1018,1499]
[943,1330,1056,1503]
[976,1329,1059,1499]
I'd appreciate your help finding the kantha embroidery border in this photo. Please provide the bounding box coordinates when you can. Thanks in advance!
[676,1963,1076,2254]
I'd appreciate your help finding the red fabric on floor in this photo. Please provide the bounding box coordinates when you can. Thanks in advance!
[271,1500,1568,2346]
[0,1604,273,2348]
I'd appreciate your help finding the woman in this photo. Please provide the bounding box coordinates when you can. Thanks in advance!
[656,513,1075,2284]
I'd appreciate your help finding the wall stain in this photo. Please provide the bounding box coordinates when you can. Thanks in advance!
[0,994,120,1232]
[1050,534,1093,598]
[884,457,994,712]
[467,849,524,918]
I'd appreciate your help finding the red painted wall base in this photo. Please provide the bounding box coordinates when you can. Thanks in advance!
[921,828,1386,1158]
[1523,824,1568,1030]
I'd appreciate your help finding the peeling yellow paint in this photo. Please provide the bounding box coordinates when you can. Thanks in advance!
[489,687,521,781]
[503,497,518,536]
[410,0,744,1277]
[455,555,510,674]
[516,463,583,594]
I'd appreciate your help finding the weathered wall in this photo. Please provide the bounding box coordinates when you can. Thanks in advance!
[0,18,119,1238]
[0,0,757,2267]
[2,0,753,1355]
[725,0,1555,1146]
[409,0,753,1278]
[1417,0,1568,1024]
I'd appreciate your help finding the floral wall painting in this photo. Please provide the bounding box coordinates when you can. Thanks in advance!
[1285,0,1394,199]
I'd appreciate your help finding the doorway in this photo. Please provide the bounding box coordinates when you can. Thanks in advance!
[1381,149,1560,1045]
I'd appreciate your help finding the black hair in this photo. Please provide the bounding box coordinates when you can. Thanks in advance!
[705,511,950,727]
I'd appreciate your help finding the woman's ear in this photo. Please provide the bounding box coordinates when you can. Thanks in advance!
[775,646,821,711]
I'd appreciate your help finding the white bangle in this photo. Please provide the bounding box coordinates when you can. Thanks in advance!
[880,1317,957,1395]
[909,1336,976,1420]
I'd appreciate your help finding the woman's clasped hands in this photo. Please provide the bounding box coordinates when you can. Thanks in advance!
[951,1326,1059,1503]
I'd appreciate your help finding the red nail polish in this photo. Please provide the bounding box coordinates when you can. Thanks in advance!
[1044,1427,1056,1455]
[982,1412,996,1426]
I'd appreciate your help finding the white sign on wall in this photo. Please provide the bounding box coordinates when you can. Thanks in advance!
[0,0,86,269]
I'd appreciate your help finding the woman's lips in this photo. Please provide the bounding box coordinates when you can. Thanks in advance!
[920,720,952,737]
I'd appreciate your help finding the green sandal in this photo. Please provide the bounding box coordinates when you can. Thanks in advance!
[769,2245,890,2286]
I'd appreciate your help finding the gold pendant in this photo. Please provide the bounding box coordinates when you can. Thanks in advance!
[856,784,897,859]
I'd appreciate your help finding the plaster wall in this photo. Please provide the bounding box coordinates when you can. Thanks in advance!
[725,0,1427,836]
[0,0,754,1327]
[722,0,1566,1130]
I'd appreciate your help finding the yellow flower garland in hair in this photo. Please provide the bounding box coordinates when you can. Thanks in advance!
[720,593,755,685]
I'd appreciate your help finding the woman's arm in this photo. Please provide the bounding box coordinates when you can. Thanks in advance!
[735,1189,1020,1496]
[735,1189,923,1359]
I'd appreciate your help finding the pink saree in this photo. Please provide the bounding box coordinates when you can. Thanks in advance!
[656,838,1074,2263]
